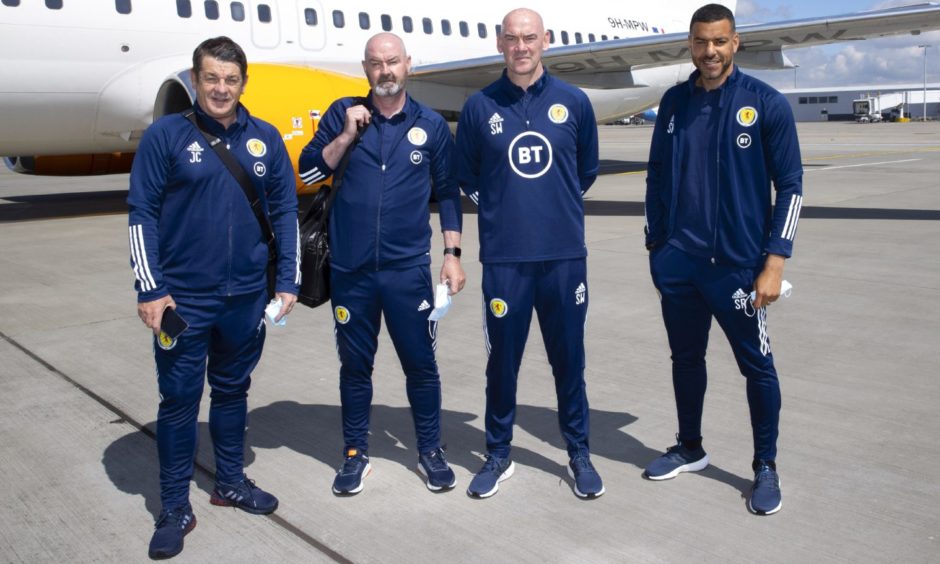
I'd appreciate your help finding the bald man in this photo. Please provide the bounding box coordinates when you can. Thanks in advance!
[455,9,603,499]
[299,33,465,495]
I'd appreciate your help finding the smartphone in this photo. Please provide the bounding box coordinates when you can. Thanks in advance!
[158,307,188,350]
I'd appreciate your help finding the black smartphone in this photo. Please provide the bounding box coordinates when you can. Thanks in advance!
[160,307,189,340]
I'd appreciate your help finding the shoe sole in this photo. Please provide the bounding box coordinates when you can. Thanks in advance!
[467,461,515,499]
[148,514,196,560]
[209,495,278,515]
[332,462,372,496]
[416,463,457,492]
[643,453,710,481]
[566,465,606,499]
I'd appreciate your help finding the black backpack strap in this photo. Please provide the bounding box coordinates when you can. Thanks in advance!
[183,109,276,252]
[320,95,371,216]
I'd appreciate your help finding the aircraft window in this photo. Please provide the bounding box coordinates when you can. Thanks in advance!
[204,1,219,20]
[459,21,469,37]
[333,10,345,28]
[230,1,244,21]
[477,23,487,38]
[381,14,392,31]
[176,0,191,18]
[359,12,370,29]
[45,0,62,8]
[548,29,555,44]
[613,35,620,39]
[829,96,838,103]
[561,30,569,45]
[441,19,451,36]
[575,32,582,44]
[402,16,413,33]
[588,33,596,42]
[304,8,317,26]
[422,18,433,34]
[1,0,20,6]
[115,0,131,14]
[601,34,608,41]
[495,24,501,36]
[257,3,271,22]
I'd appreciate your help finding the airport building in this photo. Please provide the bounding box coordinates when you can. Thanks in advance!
[779,83,940,122]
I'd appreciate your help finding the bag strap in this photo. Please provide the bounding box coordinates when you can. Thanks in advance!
[320,96,371,215]
[183,109,276,254]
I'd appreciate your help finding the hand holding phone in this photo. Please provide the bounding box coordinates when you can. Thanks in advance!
[158,307,188,350]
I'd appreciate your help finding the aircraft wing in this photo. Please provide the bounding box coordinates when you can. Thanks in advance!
[411,3,940,90]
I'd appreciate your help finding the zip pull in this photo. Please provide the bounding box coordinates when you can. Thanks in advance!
[382,163,386,171]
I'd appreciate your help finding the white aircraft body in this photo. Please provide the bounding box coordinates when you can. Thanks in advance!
[1,0,940,186]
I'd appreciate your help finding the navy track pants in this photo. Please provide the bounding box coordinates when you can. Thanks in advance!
[482,259,590,458]
[650,244,781,461]
[153,290,267,510]
[331,265,442,454]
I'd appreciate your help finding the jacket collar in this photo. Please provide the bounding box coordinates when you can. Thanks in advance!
[497,67,550,98]
[685,65,740,107]
[192,101,248,135]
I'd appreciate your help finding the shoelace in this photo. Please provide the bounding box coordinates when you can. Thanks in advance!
[424,449,449,472]
[155,508,190,530]
[754,466,780,491]
[481,455,506,474]
[340,455,366,476]
[570,455,595,475]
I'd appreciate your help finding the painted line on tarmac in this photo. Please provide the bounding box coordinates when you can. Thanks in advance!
[0,329,353,564]
[805,158,921,172]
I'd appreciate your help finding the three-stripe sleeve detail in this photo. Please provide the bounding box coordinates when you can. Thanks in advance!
[781,194,802,241]
[128,224,156,291]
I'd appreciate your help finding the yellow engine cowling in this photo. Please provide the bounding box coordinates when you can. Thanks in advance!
[239,64,369,193]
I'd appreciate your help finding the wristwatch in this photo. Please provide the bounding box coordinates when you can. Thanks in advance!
[443,247,462,258]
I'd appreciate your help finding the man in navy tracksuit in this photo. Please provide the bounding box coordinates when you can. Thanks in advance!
[127,37,299,559]
[455,8,604,500]
[298,33,464,496]
[643,4,803,516]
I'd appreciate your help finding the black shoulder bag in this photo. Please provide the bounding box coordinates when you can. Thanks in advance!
[183,109,277,299]
[297,101,370,308]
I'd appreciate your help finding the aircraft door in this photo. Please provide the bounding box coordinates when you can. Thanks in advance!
[296,1,327,51]
[249,1,282,49]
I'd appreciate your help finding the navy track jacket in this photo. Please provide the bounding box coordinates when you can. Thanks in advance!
[455,71,599,263]
[645,67,804,267]
[128,103,301,302]
[298,93,461,273]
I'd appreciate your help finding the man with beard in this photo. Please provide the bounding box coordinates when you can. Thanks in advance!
[643,3,803,515]
[299,33,465,495]
[454,8,603,500]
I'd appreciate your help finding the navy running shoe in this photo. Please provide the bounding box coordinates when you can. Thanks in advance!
[417,447,457,492]
[210,477,279,515]
[568,452,605,499]
[644,437,709,480]
[748,461,782,515]
[467,455,514,498]
[148,504,195,560]
[332,448,371,495]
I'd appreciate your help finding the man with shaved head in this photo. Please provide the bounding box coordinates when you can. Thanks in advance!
[455,8,603,499]
[299,33,465,495]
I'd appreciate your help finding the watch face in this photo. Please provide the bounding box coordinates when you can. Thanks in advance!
[445,247,461,257]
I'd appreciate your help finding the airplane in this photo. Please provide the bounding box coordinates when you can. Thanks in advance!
[2,0,940,191]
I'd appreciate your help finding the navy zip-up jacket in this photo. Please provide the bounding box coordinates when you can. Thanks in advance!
[128,103,300,302]
[455,70,598,263]
[645,66,803,267]
[298,93,461,272]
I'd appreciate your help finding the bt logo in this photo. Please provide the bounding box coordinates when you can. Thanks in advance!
[507,132,553,179]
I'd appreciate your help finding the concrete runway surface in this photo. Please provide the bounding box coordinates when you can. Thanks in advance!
[1,122,938,562]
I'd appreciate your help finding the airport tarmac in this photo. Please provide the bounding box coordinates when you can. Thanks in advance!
[1,121,938,563]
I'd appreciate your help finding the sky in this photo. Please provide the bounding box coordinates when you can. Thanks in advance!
[733,0,940,89]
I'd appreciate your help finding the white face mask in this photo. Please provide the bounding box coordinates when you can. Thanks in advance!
[747,280,793,317]
[428,283,452,321]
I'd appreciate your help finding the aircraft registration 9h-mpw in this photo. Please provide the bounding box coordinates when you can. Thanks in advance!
[2,0,940,190]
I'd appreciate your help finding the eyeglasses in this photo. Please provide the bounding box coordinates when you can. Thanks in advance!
[198,73,243,87]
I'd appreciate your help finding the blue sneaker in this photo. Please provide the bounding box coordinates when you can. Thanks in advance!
[332,448,371,495]
[467,455,514,498]
[417,447,457,492]
[748,461,782,515]
[148,505,195,560]
[644,438,709,480]
[568,453,605,499]
[210,477,278,515]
